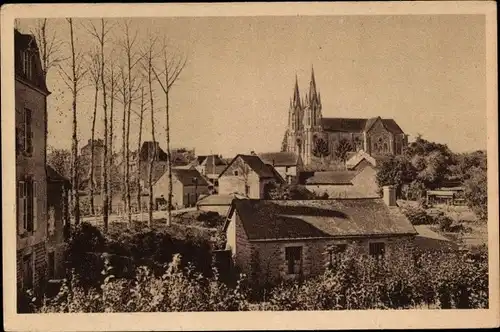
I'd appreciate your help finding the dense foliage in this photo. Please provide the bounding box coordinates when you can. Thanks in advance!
[312,137,330,158]
[333,138,354,163]
[32,244,488,312]
[265,183,327,200]
[376,135,487,221]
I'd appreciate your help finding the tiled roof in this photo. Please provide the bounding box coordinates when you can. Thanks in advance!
[139,142,168,162]
[321,117,404,134]
[171,168,209,186]
[227,199,417,241]
[220,154,278,179]
[258,152,299,167]
[46,165,71,185]
[15,30,49,94]
[197,193,246,206]
[303,171,358,185]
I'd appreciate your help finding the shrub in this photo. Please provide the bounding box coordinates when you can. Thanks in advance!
[401,206,433,225]
[437,214,453,232]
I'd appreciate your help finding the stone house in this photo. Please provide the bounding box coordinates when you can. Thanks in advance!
[15,29,67,295]
[218,154,284,199]
[223,186,416,286]
[79,138,105,189]
[191,154,228,193]
[153,168,209,209]
[303,164,379,198]
[257,151,303,184]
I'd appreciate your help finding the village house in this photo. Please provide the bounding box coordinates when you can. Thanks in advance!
[153,168,209,209]
[301,164,379,198]
[218,154,284,199]
[257,151,303,184]
[345,149,377,171]
[191,154,228,193]
[79,138,105,190]
[15,29,68,295]
[223,186,417,286]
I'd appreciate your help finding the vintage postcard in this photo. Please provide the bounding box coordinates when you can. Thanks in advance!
[1,1,499,331]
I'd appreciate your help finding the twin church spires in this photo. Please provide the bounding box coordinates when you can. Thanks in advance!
[289,66,323,132]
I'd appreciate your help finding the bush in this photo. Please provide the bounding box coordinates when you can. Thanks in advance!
[37,255,250,313]
[401,206,434,225]
[437,214,453,232]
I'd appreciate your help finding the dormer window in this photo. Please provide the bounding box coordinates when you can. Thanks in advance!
[22,50,33,79]
[233,170,239,176]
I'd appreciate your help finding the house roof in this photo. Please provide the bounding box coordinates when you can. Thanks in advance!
[46,165,71,186]
[258,152,300,167]
[303,171,358,185]
[220,154,279,179]
[346,150,377,170]
[197,193,246,206]
[321,117,404,134]
[226,199,417,241]
[414,225,458,251]
[14,29,50,94]
[139,142,168,161]
[171,168,209,186]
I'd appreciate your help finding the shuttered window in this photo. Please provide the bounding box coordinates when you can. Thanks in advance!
[24,108,33,156]
[17,181,26,234]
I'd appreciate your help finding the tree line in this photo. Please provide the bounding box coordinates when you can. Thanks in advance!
[32,18,187,232]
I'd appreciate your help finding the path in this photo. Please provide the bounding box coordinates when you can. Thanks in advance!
[81,207,197,224]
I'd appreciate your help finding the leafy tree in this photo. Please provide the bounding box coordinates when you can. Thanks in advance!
[47,147,71,179]
[312,137,330,158]
[334,138,354,163]
[376,155,415,196]
[463,166,487,221]
[265,183,318,200]
[280,130,288,152]
[449,151,487,182]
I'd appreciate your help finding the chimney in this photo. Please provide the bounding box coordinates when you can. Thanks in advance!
[272,159,275,167]
[250,151,256,155]
[383,185,397,207]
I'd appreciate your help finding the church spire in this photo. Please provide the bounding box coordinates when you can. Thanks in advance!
[293,74,301,107]
[309,65,318,103]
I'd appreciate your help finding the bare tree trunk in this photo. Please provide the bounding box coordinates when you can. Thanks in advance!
[68,19,81,225]
[121,97,127,217]
[89,83,98,216]
[137,87,145,219]
[99,19,110,232]
[108,66,115,215]
[146,47,156,227]
[152,45,187,226]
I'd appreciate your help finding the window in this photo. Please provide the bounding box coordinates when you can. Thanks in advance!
[327,244,347,267]
[24,109,33,155]
[22,51,33,79]
[18,177,36,233]
[244,184,250,196]
[22,254,33,289]
[285,246,302,275]
[369,242,385,259]
[47,252,55,280]
[233,170,239,176]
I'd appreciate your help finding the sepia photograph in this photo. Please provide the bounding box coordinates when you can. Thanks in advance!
[1,1,498,331]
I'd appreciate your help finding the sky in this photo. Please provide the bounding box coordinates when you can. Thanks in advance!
[18,14,486,157]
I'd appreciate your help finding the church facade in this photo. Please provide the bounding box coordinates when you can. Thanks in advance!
[284,68,408,166]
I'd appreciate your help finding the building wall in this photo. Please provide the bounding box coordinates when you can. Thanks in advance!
[153,174,209,209]
[249,235,415,285]
[219,157,263,198]
[16,79,49,291]
[225,212,253,278]
[47,181,69,279]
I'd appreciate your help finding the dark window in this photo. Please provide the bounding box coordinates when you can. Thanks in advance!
[285,246,302,274]
[24,109,33,155]
[245,184,250,196]
[369,242,385,259]
[22,51,33,79]
[47,252,55,279]
[22,254,33,289]
[327,244,347,267]
[233,170,239,176]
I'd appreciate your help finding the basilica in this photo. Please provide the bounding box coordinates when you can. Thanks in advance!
[283,68,408,166]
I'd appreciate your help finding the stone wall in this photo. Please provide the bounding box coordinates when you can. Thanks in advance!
[249,236,415,286]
